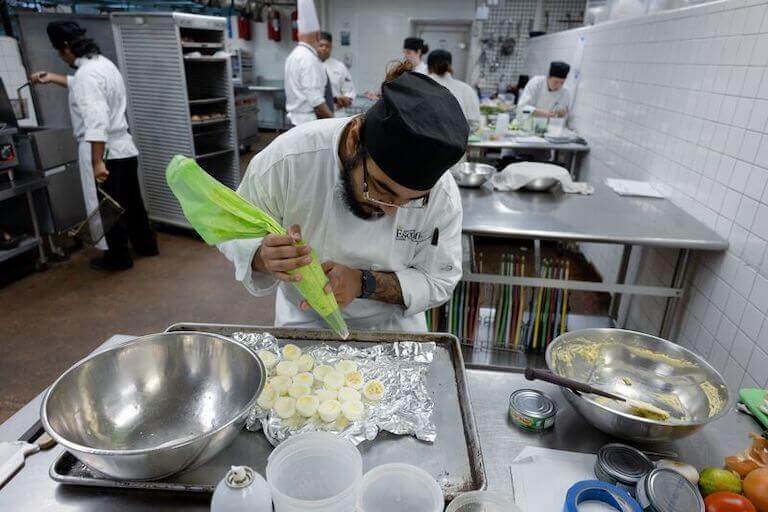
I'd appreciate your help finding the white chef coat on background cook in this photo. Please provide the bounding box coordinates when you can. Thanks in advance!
[218,117,463,332]
[428,73,480,123]
[414,61,428,75]
[68,55,138,251]
[323,57,356,101]
[518,75,572,114]
[284,42,328,126]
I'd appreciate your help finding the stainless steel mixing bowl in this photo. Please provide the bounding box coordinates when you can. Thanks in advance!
[545,329,734,442]
[41,332,265,480]
[523,177,558,191]
[450,162,496,188]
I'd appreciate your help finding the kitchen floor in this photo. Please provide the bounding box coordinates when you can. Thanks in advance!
[0,230,276,424]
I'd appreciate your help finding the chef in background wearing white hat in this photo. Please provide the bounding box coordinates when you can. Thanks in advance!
[284,0,334,126]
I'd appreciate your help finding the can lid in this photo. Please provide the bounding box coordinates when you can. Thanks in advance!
[509,389,556,419]
[643,468,704,512]
[596,444,653,485]
[226,465,255,489]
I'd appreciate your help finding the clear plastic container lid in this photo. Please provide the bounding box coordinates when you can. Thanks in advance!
[445,491,520,512]
[358,463,443,512]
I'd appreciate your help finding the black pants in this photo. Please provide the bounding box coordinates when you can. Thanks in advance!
[101,156,157,263]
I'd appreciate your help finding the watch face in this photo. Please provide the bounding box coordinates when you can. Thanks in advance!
[362,270,376,298]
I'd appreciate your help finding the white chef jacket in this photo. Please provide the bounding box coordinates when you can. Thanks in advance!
[429,73,480,123]
[414,61,428,75]
[284,42,328,126]
[323,57,356,101]
[68,55,138,158]
[518,75,572,114]
[218,117,463,332]
[68,55,138,250]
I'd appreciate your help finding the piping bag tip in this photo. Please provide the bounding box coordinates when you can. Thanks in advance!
[323,309,350,340]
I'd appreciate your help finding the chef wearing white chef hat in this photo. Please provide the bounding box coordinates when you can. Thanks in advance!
[284,0,334,126]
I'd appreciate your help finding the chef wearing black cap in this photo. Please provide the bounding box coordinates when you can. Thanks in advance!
[518,61,572,118]
[219,63,468,332]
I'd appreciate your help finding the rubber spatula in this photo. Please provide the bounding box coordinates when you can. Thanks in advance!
[524,367,671,420]
[0,432,56,489]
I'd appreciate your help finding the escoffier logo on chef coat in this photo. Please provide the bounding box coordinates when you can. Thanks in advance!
[395,226,421,242]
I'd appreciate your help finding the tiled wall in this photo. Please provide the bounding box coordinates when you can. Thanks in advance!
[477,0,587,95]
[525,0,768,390]
[0,36,37,126]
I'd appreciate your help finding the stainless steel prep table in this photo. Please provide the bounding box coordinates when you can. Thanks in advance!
[467,137,590,178]
[460,182,728,338]
[0,336,758,510]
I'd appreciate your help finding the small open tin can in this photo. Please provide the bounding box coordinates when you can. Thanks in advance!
[508,389,556,432]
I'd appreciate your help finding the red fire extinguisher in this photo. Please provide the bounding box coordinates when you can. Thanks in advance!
[291,9,298,42]
[267,6,281,42]
[238,16,252,41]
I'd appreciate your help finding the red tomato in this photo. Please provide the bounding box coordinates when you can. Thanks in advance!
[705,492,757,512]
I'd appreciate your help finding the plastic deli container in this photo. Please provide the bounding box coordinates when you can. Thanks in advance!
[357,463,443,512]
[266,432,363,512]
[446,491,520,512]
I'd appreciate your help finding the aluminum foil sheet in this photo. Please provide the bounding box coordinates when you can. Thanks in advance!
[233,332,436,446]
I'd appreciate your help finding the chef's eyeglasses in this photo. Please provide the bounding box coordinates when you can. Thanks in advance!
[362,155,429,209]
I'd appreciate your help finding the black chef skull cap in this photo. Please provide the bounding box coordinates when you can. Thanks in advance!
[549,61,570,79]
[47,21,87,50]
[362,71,468,192]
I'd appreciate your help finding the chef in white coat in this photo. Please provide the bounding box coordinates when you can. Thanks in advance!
[30,21,156,271]
[402,37,429,75]
[427,49,480,125]
[284,0,333,126]
[317,31,356,111]
[219,64,469,332]
[518,61,572,118]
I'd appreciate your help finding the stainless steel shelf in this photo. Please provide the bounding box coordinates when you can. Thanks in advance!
[181,42,224,49]
[194,148,234,160]
[189,97,228,105]
[0,236,40,264]
[183,57,228,63]
[191,118,228,127]
[0,176,46,202]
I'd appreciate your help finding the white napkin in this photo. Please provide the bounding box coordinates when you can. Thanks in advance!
[491,162,594,195]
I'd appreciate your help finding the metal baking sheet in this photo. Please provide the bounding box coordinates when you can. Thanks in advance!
[50,324,486,500]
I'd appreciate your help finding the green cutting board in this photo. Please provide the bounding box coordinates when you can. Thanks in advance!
[740,388,768,430]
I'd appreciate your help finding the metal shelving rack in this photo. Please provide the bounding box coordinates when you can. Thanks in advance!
[0,127,47,268]
[111,12,239,227]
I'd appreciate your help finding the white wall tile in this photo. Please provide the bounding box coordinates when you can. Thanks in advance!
[746,165,768,198]
[747,346,768,385]
[748,100,768,131]
[744,4,768,33]
[716,316,740,351]
[741,131,763,162]
[734,98,754,128]
[709,341,729,373]
[750,273,768,312]
[742,302,764,339]
[732,329,755,367]
[742,67,765,98]
[758,318,768,353]
[744,234,768,267]
[726,287,748,322]
[735,261,759,297]
[737,195,759,227]
[723,356,747,390]
[753,204,768,239]
[730,161,751,191]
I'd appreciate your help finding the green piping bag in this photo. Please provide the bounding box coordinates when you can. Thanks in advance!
[166,155,349,339]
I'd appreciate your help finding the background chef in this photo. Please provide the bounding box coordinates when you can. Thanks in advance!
[283,0,334,126]
[427,49,480,125]
[30,21,157,271]
[219,63,469,332]
[518,60,572,118]
[318,31,356,111]
[402,37,429,75]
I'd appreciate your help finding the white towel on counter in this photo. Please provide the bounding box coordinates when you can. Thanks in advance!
[491,161,594,195]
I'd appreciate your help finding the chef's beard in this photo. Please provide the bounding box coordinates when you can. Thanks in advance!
[339,152,385,221]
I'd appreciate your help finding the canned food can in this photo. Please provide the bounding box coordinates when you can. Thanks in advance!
[594,443,654,495]
[636,468,704,512]
[508,389,556,432]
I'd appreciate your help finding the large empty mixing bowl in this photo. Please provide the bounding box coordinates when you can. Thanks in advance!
[546,329,733,442]
[450,162,496,188]
[41,331,265,480]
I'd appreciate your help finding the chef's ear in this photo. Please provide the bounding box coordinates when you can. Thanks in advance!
[342,116,364,158]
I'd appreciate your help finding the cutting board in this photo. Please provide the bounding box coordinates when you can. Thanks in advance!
[740,388,768,430]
